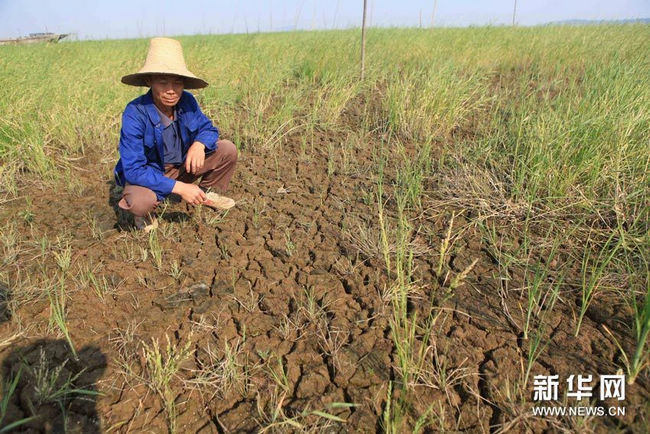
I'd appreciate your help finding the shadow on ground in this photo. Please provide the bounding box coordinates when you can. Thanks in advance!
[1,339,106,433]
[107,180,190,231]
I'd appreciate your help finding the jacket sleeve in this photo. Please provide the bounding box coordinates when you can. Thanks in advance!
[119,105,176,200]
[188,94,220,152]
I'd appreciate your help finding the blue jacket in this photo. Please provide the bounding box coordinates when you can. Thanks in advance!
[113,89,220,200]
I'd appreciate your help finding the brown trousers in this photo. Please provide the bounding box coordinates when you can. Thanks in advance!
[118,139,237,217]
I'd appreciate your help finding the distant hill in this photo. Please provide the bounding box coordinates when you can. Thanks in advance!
[544,18,650,26]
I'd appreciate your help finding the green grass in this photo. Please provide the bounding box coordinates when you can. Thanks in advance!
[140,334,193,433]
[47,276,77,359]
[0,367,37,432]
[1,26,647,209]
[575,229,624,336]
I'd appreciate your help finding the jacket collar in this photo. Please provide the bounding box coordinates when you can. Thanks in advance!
[143,89,161,126]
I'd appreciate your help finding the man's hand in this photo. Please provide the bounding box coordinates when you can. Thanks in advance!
[185,141,206,174]
[172,181,206,205]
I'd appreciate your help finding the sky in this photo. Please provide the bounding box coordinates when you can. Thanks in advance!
[0,0,648,40]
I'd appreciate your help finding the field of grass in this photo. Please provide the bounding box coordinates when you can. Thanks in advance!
[0,24,648,432]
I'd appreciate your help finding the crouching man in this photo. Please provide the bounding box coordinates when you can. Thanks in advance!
[114,37,237,231]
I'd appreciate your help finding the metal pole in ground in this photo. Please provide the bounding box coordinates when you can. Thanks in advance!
[361,0,368,80]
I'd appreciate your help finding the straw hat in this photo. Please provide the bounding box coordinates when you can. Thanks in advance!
[121,37,208,89]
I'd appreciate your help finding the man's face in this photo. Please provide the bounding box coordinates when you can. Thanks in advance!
[147,74,184,109]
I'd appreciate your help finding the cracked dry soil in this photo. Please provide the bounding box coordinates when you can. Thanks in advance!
[0,131,648,433]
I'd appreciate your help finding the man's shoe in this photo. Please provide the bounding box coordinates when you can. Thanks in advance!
[202,192,235,210]
[134,215,158,232]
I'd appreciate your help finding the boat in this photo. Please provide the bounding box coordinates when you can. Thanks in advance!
[0,33,69,46]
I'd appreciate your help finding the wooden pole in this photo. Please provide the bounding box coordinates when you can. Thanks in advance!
[361,0,368,80]
[333,0,340,29]
[432,0,438,27]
